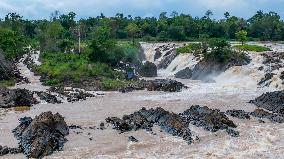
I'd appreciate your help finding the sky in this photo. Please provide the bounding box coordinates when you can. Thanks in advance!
[0,0,284,20]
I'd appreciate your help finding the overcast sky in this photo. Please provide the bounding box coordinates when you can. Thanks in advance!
[0,0,284,20]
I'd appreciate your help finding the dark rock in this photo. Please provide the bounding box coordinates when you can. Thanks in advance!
[0,146,22,156]
[180,105,238,136]
[226,110,251,119]
[174,67,192,79]
[66,91,95,102]
[106,107,193,144]
[147,79,187,92]
[0,50,14,81]
[69,125,82,129]
[280,71,284,80]
[12,112,69,158]
[0,88,38,108]
[100,122,106,130]
[129,136,139,142]
[154,50,162,61]
[258,66,264,71]
[250,91,284,115]
[250,109,284,123]
[258,73,274,86]
[138,61,157,77]
[36,91,62,104]
[157,49,177,69]
[226,128,240,137]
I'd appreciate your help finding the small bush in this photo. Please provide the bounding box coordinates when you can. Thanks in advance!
[177,43,202,54]
[101,79,127,90]
[234,44,271,52]
[14,106,31,112]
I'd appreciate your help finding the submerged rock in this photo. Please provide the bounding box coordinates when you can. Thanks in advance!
[147,79,187,92]
[174,67,192,79]
[129,136,139,142]
[250,91,284,115]
[0,87,38,108]
[12,112,69,158]
[226,109,251,119]
[180,105,238,136]
[106,107,193,144]
[138,61,157,77]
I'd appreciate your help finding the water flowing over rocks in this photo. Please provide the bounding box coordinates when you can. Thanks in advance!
[180,105,238,137]
[12,112,69,158]
[106,107,193,144]
[157,49,177,69]
[174,67,192,79]
[35,91,62,104]
[250,91,284,115]
[146,79,187,92]
[0,87,38,108]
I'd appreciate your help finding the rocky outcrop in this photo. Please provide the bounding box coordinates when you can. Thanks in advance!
[138,61,157,77]
[154,49,162,61]
[147,79,187,92]
[180,105,238,136]
[0,146,21,156]
[174,67,192,79]
[12,112,69,158]
[250,91,284,115]
[226,109,251,119]
[0,87,38,108]
[250,109,284,123]
[36,92,62,104]
[106,107,193,144]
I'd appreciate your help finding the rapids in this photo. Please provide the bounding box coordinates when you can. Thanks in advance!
[0,42,284,158]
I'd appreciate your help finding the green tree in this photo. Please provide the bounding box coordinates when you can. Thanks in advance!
[235,30,247,45]
[126,23,140,44]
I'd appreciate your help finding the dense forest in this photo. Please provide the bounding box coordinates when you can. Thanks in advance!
[0,10,284,89]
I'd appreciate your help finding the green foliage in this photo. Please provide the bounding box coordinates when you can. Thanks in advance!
[177,43,202,54]
[0,79,16,87]
[37,52,118,86]
[235,30,248,45]
[0,28,25,59]
[101,79,127,90]
[234,44,271,52]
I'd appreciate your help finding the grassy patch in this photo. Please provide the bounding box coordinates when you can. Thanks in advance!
[177,43,202,54]
[0,79,16,87]
[234,44,271,52]
[14,106,31,112]
[101,79,128,91]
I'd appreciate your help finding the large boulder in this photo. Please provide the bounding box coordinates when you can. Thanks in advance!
[174,67,192,79]
[12,112,69,158]
[0,87,38,108]
[147,79,186,92]
[139,61,157,77]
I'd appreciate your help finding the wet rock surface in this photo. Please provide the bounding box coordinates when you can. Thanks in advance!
[146,79,187,92]
[12,112,69,158]
[226,109,251,119]
[157,49,177,69]
[174,67,192,79]
[0,87,38,108]
[0,146,21,156]
[258,73,274,86]
[106,107,193,144]
[0,50,15,81]
[36,91,62,104]
[138,61,157,77]
[250,109,284,123]
[180,105,238,136]
[250,91,284,115]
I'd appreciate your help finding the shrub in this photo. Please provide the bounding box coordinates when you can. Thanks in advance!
[177,43,202,54]
[234,44,271,52]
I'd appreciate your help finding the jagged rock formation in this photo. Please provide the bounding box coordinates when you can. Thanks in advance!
[0,50,14,81]
[138,61,157,77]
[12,112,69,158]
[0,87,38,108]
[106,107,193,144]
[250,91,284,115]
[157,49,177,69]
[147,79,187,92]
[250,109,284,123]
[174,67,192,79]
[226,109,251,119]
[180,105,239,136]
[0,146,21,156]
[36,91,62,104]
[258,73,274,86]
